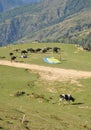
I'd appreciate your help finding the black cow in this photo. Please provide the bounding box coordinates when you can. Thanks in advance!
[21,50,27,54]
[46,47,52,50]
[9,52,13,56]
[27,48,35,53]
[11,56,16,62]
[42,48,48,53]
[59,94,75,105]
[44,47,52,51]
[53,47,60,53]
[35,48,42,53]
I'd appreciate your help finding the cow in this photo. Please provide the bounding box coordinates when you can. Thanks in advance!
[11,56,16,62]
[27,48,35,53]
[46,47,52,50]
[42,48,48,53]
[53,47,60,53]
[20,55,27,58]
[35,48,42,53]
[83,47,90,51]
[59,94,75,105]
[9,52,13,56]
[44,47,52,51]
[21,50,27,54]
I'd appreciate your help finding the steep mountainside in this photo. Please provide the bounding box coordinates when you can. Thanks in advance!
[0,0,40,12]
[0,0,23,12]
[0,0,91,46]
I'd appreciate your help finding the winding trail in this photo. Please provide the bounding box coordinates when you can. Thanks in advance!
[0,60,91,81]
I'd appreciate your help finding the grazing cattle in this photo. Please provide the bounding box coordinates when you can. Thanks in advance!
[13,48,20,52]
[44,47,52,51]
[27,48,35,53]
[35,48,42,53]
[11,56,16,62]
[20,55,27,58]
[53,47,60,53]
[21,50,27,54]
[47,47,52,51]
[9,52,13,56]
[83,47,90,51]
[42,48,48,53]
[59,94,75,105]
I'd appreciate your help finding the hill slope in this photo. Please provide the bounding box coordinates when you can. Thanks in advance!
[0,0,40,12]
[0,0,91,46]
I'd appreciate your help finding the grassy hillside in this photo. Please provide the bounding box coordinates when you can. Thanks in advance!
[0,42,91,129]
[0,64,91,130]
[0,0,91,46]
[0,42,91,71]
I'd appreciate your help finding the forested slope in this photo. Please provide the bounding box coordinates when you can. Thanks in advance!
[0,0,91,47]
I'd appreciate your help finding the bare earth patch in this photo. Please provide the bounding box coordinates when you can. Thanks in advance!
[0,60,91,81]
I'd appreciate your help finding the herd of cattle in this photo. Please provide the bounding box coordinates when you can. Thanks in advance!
[9,47,61,61]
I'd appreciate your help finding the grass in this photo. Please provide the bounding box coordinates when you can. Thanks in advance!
[0,42,91,71]
[0,42,91,130]
[0,64,91,130]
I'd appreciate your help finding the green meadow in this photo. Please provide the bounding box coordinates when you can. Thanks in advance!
[0,65,91,130]
[0,42,91,130]
[0,42,91,71]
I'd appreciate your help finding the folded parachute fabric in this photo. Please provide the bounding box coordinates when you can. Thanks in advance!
[43,57,60,64]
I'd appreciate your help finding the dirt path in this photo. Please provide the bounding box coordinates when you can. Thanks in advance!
[0,60,91,81]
